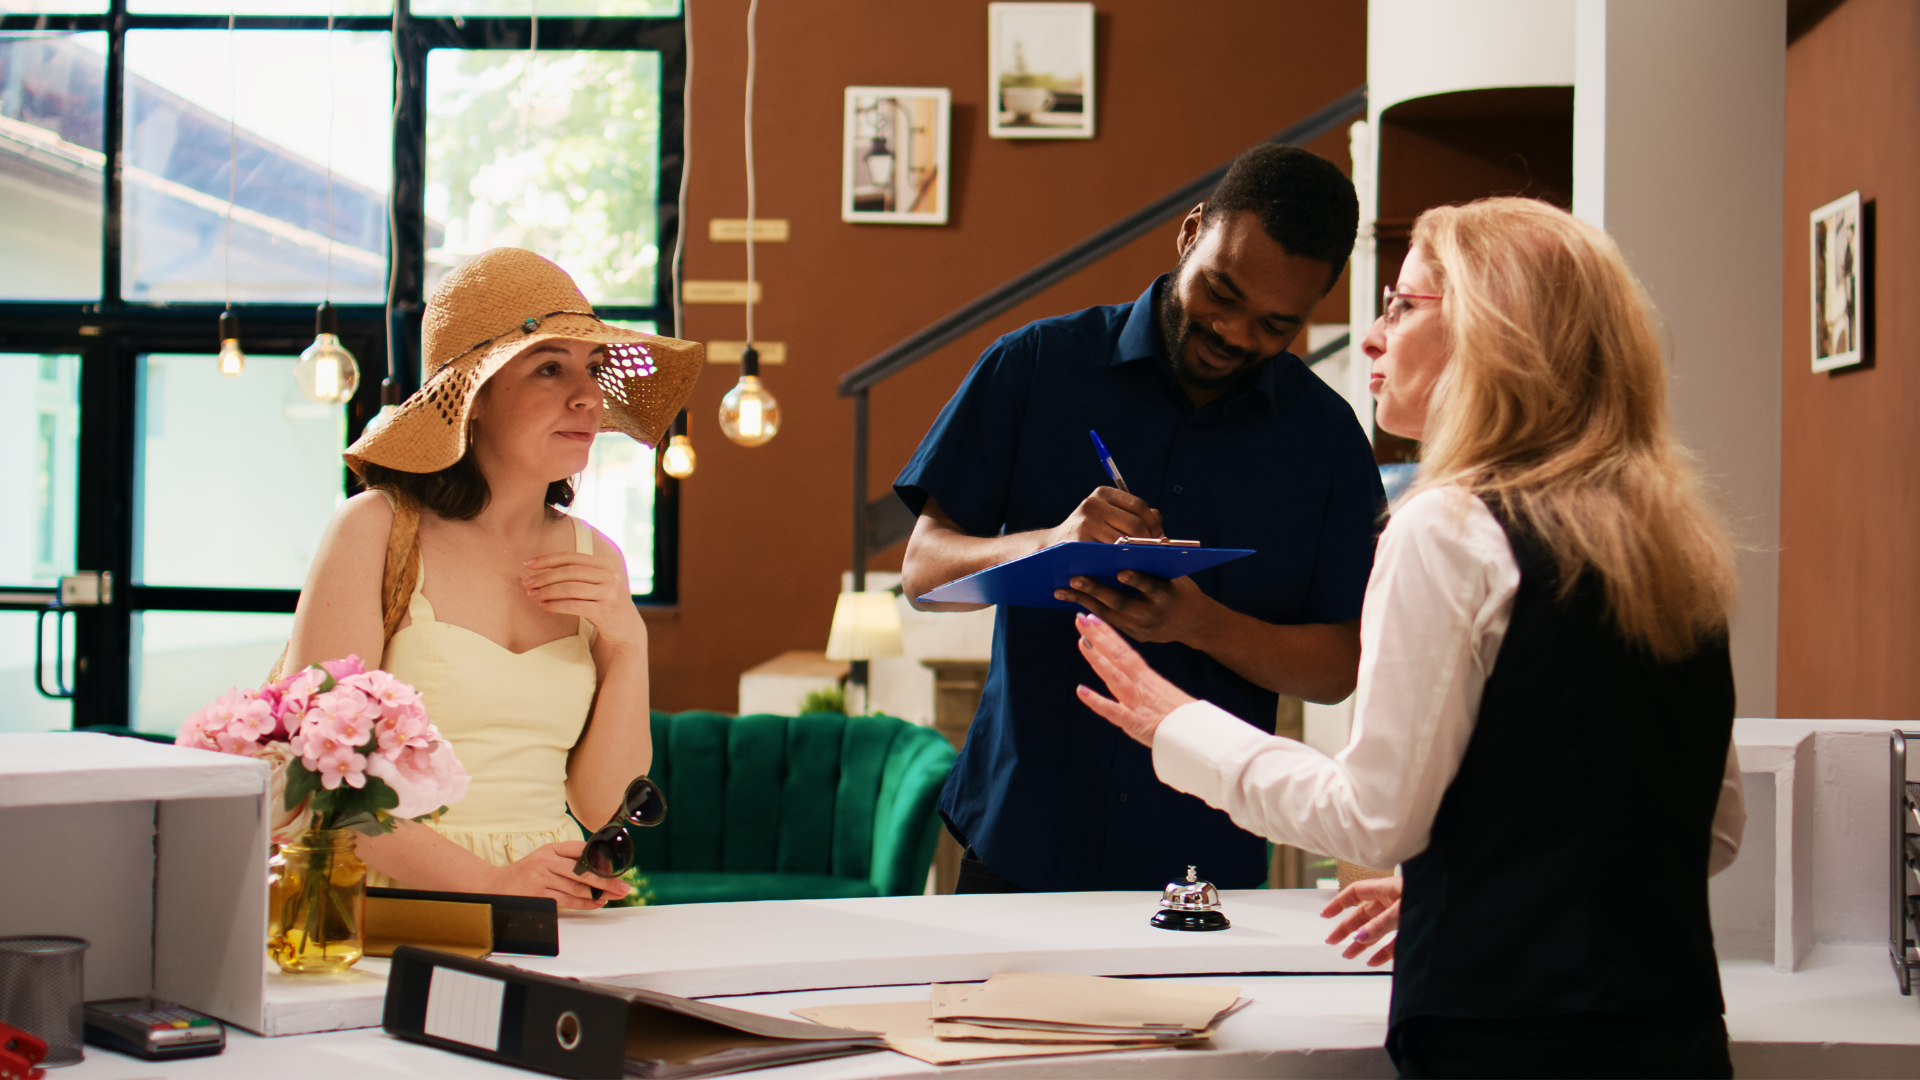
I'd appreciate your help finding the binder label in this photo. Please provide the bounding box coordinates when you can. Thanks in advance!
[424,967,505,1051]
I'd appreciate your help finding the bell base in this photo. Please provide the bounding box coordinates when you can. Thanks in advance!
[1150,909,1231,932]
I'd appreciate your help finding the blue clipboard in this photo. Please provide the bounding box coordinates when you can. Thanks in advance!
[917,541,1256,611]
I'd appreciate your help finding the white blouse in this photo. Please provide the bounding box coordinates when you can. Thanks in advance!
[1153,484,1744,873]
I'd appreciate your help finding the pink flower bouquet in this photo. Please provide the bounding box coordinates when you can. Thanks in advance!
[178,656,468,843]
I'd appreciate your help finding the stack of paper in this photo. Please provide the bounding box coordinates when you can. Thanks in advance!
[794,973,1246,1067]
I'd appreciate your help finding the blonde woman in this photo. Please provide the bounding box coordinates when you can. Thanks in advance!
[287,248,701,910]
[1075,198,1744,1078]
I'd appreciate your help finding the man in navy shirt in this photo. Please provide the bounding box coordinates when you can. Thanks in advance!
[896,145,1383,893]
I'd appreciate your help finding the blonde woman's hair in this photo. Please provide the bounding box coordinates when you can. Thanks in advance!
[1407,197,1736,660]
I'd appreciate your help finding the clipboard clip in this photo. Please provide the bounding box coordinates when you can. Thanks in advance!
[1115,536,1201,547]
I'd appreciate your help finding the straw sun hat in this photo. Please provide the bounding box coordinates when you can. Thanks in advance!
[344,247,704,476]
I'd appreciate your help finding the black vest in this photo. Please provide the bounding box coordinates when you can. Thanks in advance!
[1390,503,1734,1031]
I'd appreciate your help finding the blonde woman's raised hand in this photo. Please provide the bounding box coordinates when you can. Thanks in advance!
[1321,876,1401,967]
[1073,612,1196,747]
[486,841,630,911]
[523,537,646,658]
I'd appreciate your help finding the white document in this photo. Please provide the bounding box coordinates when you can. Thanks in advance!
[423,967,505,1052]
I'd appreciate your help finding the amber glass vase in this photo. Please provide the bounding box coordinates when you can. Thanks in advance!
[267,829,366,974]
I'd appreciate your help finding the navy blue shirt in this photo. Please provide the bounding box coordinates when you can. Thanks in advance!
[895,277,1383,892]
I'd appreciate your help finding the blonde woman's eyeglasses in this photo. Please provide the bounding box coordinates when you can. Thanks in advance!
[1381,286,1443,329]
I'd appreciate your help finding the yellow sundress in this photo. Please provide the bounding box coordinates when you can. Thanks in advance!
[366,514,599,886]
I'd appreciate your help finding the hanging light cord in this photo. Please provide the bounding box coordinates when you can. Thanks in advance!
[671,0,691,340]
[382,9,403,394]
[325,0,335,302]
[743,0,757,347]
[224,5,237,311]
[524,0,538,152]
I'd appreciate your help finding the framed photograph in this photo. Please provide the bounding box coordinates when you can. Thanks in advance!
[842,87,950,226]
[988,2,1094,139]
[1810,190,1865,372]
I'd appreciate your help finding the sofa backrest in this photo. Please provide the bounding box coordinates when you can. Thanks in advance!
[635,710,955,894]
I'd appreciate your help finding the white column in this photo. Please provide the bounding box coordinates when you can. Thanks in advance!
[1573,0,1785,715]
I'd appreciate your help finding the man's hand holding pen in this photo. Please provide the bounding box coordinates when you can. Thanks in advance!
[1044,487,1164,546]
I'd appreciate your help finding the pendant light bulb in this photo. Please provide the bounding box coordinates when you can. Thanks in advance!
[661,434,697,478]
[295,302,361,406]
[718,347,779,447]
[217,310,246,377]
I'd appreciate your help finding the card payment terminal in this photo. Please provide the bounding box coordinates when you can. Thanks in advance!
[83,998,225,1061]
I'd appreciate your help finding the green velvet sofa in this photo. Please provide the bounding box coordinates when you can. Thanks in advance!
[632,710,957,905]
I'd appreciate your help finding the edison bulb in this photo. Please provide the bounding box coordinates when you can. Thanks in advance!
[218,336,246,377]
[217,309,245,377]
[295,332,361,406]
[661,433,697,478]
[718,375,780,447]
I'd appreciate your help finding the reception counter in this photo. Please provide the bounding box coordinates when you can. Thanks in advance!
[61,938,1920,1078]
[253,889,1379,1036]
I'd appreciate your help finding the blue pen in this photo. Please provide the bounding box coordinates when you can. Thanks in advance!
[1089,430,1131,495]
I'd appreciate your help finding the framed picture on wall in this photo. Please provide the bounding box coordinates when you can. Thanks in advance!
[842,86,951,226]
[1809,190,1865,372]
[988,2,1095,139]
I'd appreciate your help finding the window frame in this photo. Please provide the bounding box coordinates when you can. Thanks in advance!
[0,1,686,729]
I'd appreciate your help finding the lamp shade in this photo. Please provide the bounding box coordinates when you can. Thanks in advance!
[824,591,904,661]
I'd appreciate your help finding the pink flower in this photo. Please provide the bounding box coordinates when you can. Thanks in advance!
[374,707,431,759]
[366,739,469,819]
[276,668,325,729]
[315,747,368,790]
[223,690,278,743]
[290,720,350,770]
[176,705,220,751]
[319,709,373,749]
[212,728,257,757]
[344,669,415,712]
[309,684,379,747]
[320,655,366,681]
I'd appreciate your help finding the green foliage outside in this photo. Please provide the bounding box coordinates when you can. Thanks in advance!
[427,49,662,305]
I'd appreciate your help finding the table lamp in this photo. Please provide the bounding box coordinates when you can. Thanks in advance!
[825,591,904,715]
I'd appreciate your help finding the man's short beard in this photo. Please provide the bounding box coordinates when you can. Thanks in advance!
[1159,252,1273,390]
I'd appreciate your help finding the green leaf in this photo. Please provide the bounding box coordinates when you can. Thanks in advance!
[284,763,321,810]
[310,664,335,694]
[366,781,400,812]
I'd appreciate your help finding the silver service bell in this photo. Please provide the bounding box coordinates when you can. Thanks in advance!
[1151,865,1231,931]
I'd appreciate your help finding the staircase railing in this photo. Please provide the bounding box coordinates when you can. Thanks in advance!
[838,84,1367,619]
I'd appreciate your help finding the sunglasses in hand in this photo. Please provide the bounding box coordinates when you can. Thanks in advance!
[573,775,668,892]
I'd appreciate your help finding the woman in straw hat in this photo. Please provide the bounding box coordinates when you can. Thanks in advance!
[1074,199,1745,1076]
[285,248,702,909]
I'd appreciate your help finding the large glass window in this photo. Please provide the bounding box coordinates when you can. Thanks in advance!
[132,610,293,735]
[426,48,661,305]
[123,30,392,303]
[137,353,346,589]
[0,612,74,735]
[413,0,677,16]
[129,0,389,14]
[0,354,80,587]
[0,33,107,301]
[0,5,683,729]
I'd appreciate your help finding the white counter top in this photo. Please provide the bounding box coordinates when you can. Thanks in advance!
[61,946,1920,1078]
[257,889,1376,1036]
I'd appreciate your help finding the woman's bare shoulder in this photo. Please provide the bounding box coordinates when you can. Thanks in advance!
[318,491,396,570]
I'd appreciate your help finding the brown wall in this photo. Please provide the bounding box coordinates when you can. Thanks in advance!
[653,1,1366,711]
[1778,0,1920,717]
